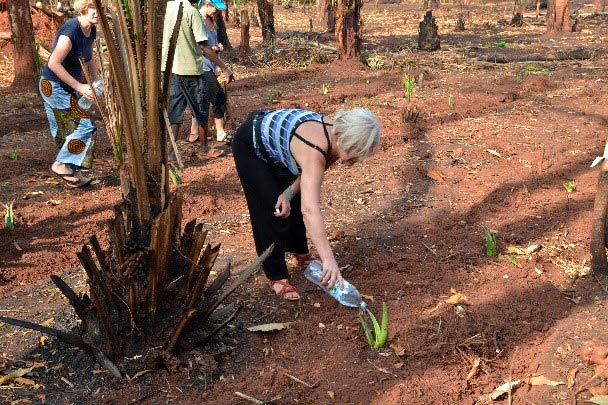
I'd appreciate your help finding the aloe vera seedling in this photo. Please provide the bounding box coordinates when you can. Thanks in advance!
[359,302,388,349]
[563,181,576,193]
[402,74,415,102]
[4,202,14,231]
[482,224,497,257]
[6,149,19,160]
[169,164,182,185]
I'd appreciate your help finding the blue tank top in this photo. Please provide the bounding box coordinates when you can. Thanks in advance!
[253,109,329,176]
[42,18,96,86]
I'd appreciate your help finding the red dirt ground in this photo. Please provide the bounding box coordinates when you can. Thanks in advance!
[1,1,608,404]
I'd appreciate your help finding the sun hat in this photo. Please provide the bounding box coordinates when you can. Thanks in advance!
[198,0,226,10]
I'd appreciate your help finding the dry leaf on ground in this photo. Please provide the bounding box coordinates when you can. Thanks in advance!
[0,362,44,385]
[526,374,564,386]
[486,149,503,158]
[467,358,481,381]
[596,365,608,379]
[390,343,405,356]
[478,380,522,402]
[446,288,468,305]
[426,168,446,183]
[567,367,578,388]
[22,191,44,199]
[247,322,292,332]
[589,395,608,405]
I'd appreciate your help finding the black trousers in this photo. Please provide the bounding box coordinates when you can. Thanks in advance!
[232,115,309,281]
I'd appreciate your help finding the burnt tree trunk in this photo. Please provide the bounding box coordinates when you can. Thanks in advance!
[335,0,363,60]
[591,160,608,276]
[455,15,465,31]
[257,0,275,42]
[418,10,440,51]
[423,0,439,9]
[7,0,38,91]
[324,0,336,33]
[240,9,251,54]
[546,0,571,33]
[215,10,232,50]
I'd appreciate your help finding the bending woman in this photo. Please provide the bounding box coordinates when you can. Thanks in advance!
[232,108,381,300]
[39,0,100,188]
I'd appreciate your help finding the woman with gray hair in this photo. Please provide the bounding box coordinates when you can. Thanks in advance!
[39,0,100,188]
[232,108,381,300]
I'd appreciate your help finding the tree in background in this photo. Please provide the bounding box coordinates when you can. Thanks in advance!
[257,0,275,42]
[6,0,38,91]
[335,0,362,59]
[215,9,232,50]
[546,0,571,33]
[324,0,336,33]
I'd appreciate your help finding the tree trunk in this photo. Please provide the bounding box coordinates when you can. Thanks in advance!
[418,10,440,51]
[215,10,232,50]
[335,0,363,60]
[546,0,571,33]
[257,0,275,42]
[7,0,38,91]
[324,0,336,33]
[591,160,608,275]
[240,9,251,54]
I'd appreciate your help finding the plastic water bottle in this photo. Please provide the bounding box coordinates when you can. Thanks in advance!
[78,80,103,110]
[304,260,367,311]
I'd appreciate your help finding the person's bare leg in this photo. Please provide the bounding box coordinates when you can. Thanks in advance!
[215,117,226,141]
[189,117,199,143]
[199,121,210,152]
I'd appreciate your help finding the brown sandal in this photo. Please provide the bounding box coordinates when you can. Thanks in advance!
[292,252,314,266]
[269,279,300,301]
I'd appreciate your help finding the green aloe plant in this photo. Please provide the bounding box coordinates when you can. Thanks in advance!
[482,224,498,257]
[4,202,14,231]
[169,164,182,185]
[402,74,415,102]
[359,302,388,349]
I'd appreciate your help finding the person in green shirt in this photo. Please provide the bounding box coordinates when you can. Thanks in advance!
[161,0,233,158]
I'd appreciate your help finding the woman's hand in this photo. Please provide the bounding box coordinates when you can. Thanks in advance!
[274,194,291,218]
[76,83,95,101]
[321,258,344,290]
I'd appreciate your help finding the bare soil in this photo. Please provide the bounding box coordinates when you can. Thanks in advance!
[1,1,608,404]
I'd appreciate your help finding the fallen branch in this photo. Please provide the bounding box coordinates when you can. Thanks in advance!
[475,47,608,63]
[0,316,121,378]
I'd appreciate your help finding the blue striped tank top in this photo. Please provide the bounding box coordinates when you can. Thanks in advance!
[253,109,325,176]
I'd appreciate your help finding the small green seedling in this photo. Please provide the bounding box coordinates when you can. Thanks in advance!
[402,74,415,102]
[563,181,576,193]
[508,257,522,268]
[359,302,388,349]
[497,40,507,47]
[6,149,19,160]
[169,164,182,185]
[265,90,282,106]
[322,83,330,95]
[482,224,498,257]
[4,202,14,231]
[448,95,455,109]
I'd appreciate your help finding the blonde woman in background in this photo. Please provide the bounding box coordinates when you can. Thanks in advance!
[39,0,100,188]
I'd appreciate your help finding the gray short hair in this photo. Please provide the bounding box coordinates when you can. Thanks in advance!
[334,108,381,159]
[73,0,94,15]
